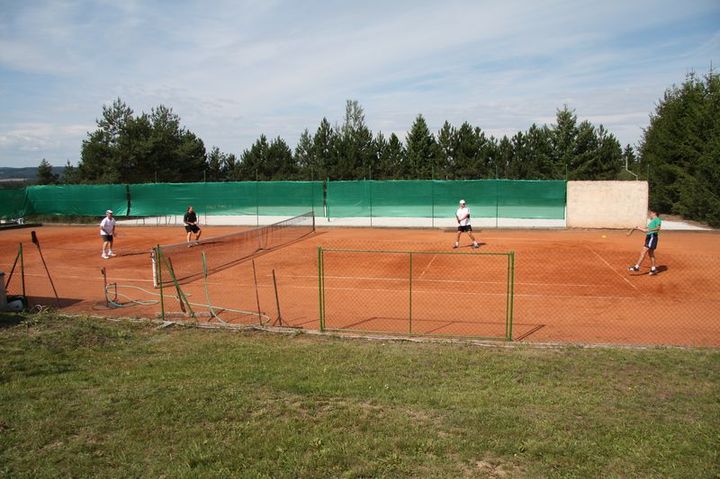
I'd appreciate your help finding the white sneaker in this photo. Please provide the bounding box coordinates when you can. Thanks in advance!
[108,251,117,257]
[452,243,459,249]
[101,254,109,259]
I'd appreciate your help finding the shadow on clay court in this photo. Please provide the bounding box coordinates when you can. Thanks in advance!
[454,242,487,249]
[29,296,84,308]
[629,264,669,276]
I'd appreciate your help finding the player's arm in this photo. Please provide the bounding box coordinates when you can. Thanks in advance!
[647,222,661,233]
[638,222,661,234]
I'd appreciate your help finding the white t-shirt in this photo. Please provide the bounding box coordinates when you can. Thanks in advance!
[456,206,470,226]
[100,217,116,236]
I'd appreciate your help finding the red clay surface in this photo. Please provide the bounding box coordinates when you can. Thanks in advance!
[1,224,719,346]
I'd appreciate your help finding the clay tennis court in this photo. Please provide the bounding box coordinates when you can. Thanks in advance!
[1,223,719,346]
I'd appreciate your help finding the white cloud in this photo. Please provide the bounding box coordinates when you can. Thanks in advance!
[0,0,718,166]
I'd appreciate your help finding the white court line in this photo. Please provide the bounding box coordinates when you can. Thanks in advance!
[285,284,638,300]
[285,274,601,289]
[585,246,637,291]
[418,254,438,280]
[13,272,155,284]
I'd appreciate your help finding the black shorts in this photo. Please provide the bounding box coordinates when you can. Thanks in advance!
[644,233,658,250]
[185,224,200,233]
[457,225,472,233]
[101,234,113,242]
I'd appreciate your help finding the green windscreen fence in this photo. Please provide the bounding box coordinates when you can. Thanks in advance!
[327,180,566,219]
[11,180,564,220]
[0,186,28,219]
[128,181,323,217]
[26,185,129,216]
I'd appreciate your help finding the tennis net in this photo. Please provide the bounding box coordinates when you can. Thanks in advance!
[152,211,315,286]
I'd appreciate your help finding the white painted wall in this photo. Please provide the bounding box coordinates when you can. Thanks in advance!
[567,181,648,228]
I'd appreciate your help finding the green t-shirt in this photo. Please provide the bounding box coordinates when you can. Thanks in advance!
[646,217,661,235]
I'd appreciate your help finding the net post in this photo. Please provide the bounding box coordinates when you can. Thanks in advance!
[101,267,109,308]
[505,251,515,341]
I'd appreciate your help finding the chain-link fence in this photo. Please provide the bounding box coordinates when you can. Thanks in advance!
[507,248,720,346]
[318,248,515,340]
[313,244,719,346]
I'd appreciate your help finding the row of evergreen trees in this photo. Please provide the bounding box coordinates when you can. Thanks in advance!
[41,100,633,184]
[37,69,719,226]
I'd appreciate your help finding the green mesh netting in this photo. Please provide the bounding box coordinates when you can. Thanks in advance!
[26,185,128,216]
[0,187,28,219]
[129,182,323,217]
[327,180,566,219]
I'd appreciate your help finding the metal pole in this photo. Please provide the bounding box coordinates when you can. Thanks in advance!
[20,243,25,297]
[369,179,373,228]
[318,247,325,331]
[409,252,413,334]
[272,269,282,326]
[252,259,262,324]
[255,177,259,227]
[506,251,515,341]
[31,231,60,306]
[495,180,499,229]
[156,246,165,322]
[431,179,435,228]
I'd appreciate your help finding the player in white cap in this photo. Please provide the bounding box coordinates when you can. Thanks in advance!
[454,199,479,249]
[99,209,117,259]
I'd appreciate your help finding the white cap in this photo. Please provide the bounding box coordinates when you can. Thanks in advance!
[106,210,113,215]
[459,199,466,205]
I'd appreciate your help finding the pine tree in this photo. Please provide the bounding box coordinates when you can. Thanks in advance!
[37,159,59,184]
[639,69,720,226]
[405,114,437,179]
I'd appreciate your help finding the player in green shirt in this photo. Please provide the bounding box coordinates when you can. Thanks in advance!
[628,209,662,275]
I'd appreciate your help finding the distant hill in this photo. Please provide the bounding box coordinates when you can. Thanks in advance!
[0,166,65,181]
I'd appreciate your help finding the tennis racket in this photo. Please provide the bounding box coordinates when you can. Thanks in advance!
[626,227,638,236]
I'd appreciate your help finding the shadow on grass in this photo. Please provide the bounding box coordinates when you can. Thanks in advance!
[0,313,24,328]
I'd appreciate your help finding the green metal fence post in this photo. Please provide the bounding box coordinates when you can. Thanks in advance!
[495,180,500,228]
[318,247,325,331]
[409,252,413,334]
[369,180,373,227]
[506,251,515,341]
[255,180,259,227]
[156,245,165,322]
[431,179,435,228]
[325,178,330,220]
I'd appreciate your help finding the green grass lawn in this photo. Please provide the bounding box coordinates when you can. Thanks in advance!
[1,313,718,478]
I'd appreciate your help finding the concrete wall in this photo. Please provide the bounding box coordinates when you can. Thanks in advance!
[567,181,648,228]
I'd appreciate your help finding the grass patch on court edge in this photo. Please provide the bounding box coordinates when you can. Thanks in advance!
[0,313,718,478]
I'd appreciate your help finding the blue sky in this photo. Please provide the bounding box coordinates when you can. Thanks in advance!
[1,0,718,167]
